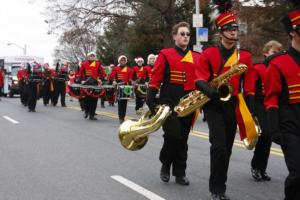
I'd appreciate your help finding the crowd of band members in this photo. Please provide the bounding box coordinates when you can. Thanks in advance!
[1,6,299,200]
[11,52,156,121]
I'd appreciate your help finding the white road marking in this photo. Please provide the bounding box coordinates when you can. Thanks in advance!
[111,175,165,200]
[2,116,19,124]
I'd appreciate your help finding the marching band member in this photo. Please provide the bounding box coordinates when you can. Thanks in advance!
[42,63,55,106]
[194,1,255,199]
[132,57,148,114]
[107,64,116,106]
[17,64,29,106]
[109,55,133,124]
[264,1,300,198]
[27,62,43,112]
[146,22,201,186]
[250,40,282,182]
[79,51,106,120]
[53,62,69,107]
[144,54,157,81]
[68,69,76,102]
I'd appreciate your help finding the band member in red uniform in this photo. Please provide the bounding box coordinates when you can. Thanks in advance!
[264,2,300,199]
[42,63,55,106]
[109,55,133,123]
[68,69,76,102]
[79,51,106,120]
[106,64,116,106]
[132,57,148,114]
[144,54,157,82]
[194,1,255,199]
[17,65,29,106]
[27,62,43,112]
[53,62,69,107]
[250,40,282,182]
[146,22,201,186]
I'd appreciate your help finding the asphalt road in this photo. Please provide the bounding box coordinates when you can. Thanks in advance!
[0,96,287,200]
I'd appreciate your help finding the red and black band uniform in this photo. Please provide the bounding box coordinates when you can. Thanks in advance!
[109,65,133,121]
[250,61,272,177]
[43,68,55,106]
[17,68,29,106]
[132,65,148,111]
[53,64,68,106]
[79,60,106,118]
[27,64,43,112]
[195,45,255,195]
[144,64,153,81]
[146,47,201,178]
[264,47,300,200]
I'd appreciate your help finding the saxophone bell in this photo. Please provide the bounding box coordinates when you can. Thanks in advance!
[218,83,232,101]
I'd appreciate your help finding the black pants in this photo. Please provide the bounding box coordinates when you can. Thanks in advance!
[251,103,272,172]
[101,96,105,106]
[281,133,300,200]
[79,98,85,111]
[118,99,128,120]
[43,79,54,105]
[160,112,193,177]
[28,82,38,111]
[204,98,237,194]
[83,96,98,117]
[19,81,28,105]
[53,81,66,106]
[135,95,144,111]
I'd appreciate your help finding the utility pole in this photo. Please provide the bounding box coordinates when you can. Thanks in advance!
[195,0,200,47]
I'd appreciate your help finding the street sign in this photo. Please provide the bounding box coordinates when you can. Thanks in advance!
[193,14,203,27]
[197,28,208,42]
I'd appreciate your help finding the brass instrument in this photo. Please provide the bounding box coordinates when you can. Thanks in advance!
[119,105,172,151]
[174,63,248,117]
[243,117,261,150]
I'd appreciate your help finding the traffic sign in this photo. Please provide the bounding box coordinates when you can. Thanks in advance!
[193,14,203,27]
[197,28,208,42]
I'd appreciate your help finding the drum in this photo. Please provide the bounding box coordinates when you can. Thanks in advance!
[68,83,83,99]
[102,85,116,105]
[135,84,147,99]
[81,85,106,98]
[117,85,135,100]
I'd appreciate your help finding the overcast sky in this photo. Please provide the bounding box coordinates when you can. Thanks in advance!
[0,0,57,64]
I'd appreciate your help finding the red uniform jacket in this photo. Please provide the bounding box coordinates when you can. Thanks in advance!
[265,51,300,109]
[79,60,106,80]
[253,63,267,99]
[149,48,201,91]
[195,46,255,97]
[132,66,147,82]
[144,65,153,80]
[17,68,28,81]
[109,65,133,84]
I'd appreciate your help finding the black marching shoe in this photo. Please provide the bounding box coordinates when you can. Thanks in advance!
[251,168,263,181]
[83,112,88,119]
[261,171,271,181]
[211,193,230,200]
[160,165,170,182]
[175,176,190,186]
[89,116,97,120]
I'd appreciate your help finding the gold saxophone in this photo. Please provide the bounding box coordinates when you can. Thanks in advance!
[174,63,248,117]
[119,105,172,151]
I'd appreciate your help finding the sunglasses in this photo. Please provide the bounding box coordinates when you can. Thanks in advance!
[224,27,239,32]
[180,32,191,37]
